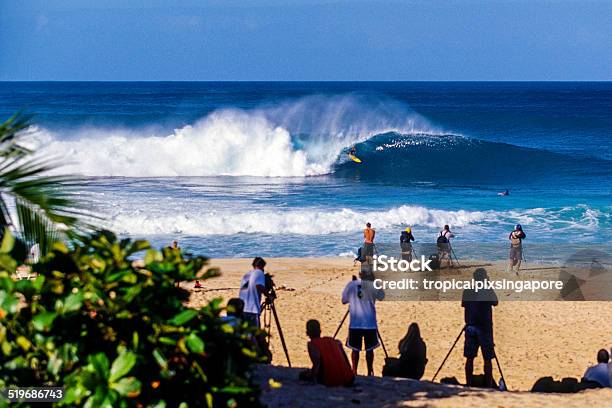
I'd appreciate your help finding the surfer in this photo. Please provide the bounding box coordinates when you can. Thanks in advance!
[348,146,362,163]
[498,189,509,196]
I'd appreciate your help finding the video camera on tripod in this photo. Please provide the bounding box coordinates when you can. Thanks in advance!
[263,272,277,303]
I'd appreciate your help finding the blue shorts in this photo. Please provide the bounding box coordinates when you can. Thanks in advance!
[243,312,260,328]
[464,325,495,360]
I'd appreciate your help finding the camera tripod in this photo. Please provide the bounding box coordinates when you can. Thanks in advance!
[333,309,389,359]
[450,244,461,267]
[431,325,507,390]
[438,243,461,268]
[261,297,292,367]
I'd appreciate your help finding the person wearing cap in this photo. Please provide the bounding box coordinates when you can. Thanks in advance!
[508,224,526,274]
[400,227,415,261]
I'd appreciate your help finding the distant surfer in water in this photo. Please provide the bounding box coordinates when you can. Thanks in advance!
[498,189,509,196]
[349,146,356,156]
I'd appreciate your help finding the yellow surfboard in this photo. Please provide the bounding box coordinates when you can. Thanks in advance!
[348,154,362,163]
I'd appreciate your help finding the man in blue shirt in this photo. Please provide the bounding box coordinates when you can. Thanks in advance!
[583,349,611,388]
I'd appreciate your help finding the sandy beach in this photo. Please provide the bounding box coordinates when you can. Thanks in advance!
[186,257,611,406]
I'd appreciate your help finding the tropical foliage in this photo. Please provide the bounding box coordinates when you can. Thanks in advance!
[0,114,92,255]
[0,230,263,407]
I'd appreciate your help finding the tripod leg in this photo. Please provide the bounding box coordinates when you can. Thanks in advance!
[333,310,350,339]
[270,303,292,367]
[451,246,460,266]
[262,305,272,342]
[494,354,508,390]
[377,330,389,359]
[432,326,465,382]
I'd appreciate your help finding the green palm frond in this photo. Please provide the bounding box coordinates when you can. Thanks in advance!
[0,112,33,159]
[0,113,97,256]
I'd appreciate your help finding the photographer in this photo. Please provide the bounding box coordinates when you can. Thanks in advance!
[437,225,455,268]
[400,227,415,261]
[239,257,267,327]
[462,268,498,388]
[508,224,526,274]
[342,272,385,376]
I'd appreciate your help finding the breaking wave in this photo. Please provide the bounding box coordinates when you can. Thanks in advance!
[29,95,440,177]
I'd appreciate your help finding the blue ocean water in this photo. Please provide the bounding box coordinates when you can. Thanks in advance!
[0,82,610,259]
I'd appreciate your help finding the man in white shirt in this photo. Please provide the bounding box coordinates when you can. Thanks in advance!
[583,349,610,388]
[342,275,385,376]
[239,257,267,327]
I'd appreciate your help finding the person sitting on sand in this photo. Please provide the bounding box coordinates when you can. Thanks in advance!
[400,227,415,262]
[582,349,611,388]
[382,322,428,380]
[221,298,244,328]
[363,222,376,258]
[342,272,385,376]
[437,225,454,268]
[299,320,354,387]
[508,224,526,274]
[462,268,498,388]
[353,247,364,266]
[238,257,267,327]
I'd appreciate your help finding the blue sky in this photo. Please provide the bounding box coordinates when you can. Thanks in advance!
[1,0,610,81]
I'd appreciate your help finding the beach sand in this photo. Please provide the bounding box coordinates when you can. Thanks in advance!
[186,257,611,406]
[254,365,612,408]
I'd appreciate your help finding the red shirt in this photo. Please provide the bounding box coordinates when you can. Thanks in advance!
[310,337,354,387]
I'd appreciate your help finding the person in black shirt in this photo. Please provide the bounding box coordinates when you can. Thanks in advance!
[461,268,498,388]
[400,227,415,261]
[508,224,526,274]
[382,322,428,380]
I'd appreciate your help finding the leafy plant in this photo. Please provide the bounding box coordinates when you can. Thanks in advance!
[0,113,93,255]
[0,230,263,407]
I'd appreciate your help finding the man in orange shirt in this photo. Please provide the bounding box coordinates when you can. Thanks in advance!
[363,222,376,258]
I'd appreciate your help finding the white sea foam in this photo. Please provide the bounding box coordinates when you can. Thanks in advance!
[103,203,609,238]
[106,205,492,235]
[28,95,441,177]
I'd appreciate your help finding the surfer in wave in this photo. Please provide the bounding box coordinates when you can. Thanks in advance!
[348,146,362,163]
